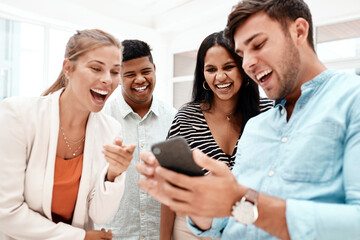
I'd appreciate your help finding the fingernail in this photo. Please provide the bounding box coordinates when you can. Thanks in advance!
[146,166,153,174]
[148,155,155,164]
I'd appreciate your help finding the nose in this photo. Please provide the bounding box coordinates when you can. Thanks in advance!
[101,72,112,85]
[215,71,227,81]
[242,53,257,74]
[134,75,146,84]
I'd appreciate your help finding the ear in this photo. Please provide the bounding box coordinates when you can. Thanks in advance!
[292,17,309,46]
[62,59,72,78]
[153,63,156,72]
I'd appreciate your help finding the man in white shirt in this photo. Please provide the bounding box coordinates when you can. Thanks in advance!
[100,39,176,240]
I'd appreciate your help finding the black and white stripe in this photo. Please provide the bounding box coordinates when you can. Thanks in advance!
[167,99,274,169]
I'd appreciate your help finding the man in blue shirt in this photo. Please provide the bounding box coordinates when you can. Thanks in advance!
[136,0,360,239]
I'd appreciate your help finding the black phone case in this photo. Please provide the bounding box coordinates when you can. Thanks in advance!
[151,136,204,176]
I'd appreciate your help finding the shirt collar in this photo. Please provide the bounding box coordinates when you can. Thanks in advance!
[118,94,160,118]
[274,69,334,110]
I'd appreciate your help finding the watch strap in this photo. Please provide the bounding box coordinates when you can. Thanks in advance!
[244,188,259,205]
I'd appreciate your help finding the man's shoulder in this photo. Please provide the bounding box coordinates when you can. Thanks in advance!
[153,97,177,116]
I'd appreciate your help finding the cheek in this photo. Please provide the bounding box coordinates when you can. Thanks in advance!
[203,73,214,83]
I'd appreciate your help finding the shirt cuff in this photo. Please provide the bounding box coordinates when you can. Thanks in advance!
[286,199,316,240]
[186,216,228,239]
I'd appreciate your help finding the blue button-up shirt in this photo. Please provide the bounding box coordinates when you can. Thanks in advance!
[189,70,360,239]
[99,90,176,240]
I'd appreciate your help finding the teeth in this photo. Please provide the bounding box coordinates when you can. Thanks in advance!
[217,83,231,89]
[135,85,147,91]
[256,69,272,81]
[91,89,108,95]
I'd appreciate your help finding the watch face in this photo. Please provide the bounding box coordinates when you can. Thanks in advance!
[232,200,259,225]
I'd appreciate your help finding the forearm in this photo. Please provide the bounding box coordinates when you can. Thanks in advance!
[254,193,290,240]
[160,204,175,240]
[89,165,126,225]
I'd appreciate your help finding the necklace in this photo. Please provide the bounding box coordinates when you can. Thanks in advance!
[215,107,234,121]
[226,114,233,121]
[60,125,85,157]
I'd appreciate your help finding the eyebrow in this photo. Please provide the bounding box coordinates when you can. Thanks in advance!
[236,32,265,55]
[123,67,153,75]
[204,60,235,68]
[244,32,264,46]
[89,60,120,67]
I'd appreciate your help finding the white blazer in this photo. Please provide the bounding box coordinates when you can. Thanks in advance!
[0,89,126,239]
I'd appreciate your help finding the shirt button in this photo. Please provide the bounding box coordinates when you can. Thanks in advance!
[281,137,287,143]
[269,170,275,177]
[141,236,145,239]
[141,211,145,216]
[281,109,285,115]
[140,144,144,148]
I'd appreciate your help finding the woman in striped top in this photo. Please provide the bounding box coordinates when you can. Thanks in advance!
[160,31,273,240]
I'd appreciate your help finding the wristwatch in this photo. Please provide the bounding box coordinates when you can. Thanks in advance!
[232,188,259,225]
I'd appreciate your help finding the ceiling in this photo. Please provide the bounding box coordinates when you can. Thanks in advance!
[0,0,360,36]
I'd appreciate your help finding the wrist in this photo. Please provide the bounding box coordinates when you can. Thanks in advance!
[106,170,117,182]
[232,187,259,225]
[231,184,247,212]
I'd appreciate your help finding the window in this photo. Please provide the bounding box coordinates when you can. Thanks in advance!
[0,17,73,100]
[316,19,360,75]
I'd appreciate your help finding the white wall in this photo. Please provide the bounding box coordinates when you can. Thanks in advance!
[1,0,360,103]
[0,0,173,103]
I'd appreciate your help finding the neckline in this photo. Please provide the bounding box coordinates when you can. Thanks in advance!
[56,153,83,161]
[195,103,239,158]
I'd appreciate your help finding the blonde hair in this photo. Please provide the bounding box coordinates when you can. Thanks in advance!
[42,29,121,96]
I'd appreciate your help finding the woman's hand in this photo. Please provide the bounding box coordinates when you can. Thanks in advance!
[103,137,136,182]
[85,228,113,240]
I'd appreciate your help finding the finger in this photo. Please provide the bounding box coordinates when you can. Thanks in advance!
[135,162,155,177]
[106,157,127,169]
[124,144,136,153]
[161,177,194,202]
[192,149,228,175]
[103,148,132,163]
[113,136,123,146]
[140,151,159,167]
[155,166,195,190]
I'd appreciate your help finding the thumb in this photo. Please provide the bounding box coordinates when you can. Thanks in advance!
[114,137,123,146]
[126,144,137,153]
[192,149,228,175]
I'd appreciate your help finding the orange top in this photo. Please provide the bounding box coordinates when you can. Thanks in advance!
[51,154,83,224]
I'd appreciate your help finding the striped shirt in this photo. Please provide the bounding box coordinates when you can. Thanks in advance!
[167,98,273,169]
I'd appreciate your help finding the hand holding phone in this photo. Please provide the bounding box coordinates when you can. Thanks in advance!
[151,136,204,176]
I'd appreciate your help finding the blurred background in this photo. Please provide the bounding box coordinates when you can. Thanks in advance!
[1,0,360,108]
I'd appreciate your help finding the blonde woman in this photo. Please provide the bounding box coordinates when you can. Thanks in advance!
[0,29,135,240]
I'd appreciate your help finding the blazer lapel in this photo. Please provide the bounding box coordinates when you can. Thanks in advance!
[42,89,61,220]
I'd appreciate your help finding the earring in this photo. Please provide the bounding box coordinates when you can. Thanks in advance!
[203,81,210,90]
[245,79,250,87]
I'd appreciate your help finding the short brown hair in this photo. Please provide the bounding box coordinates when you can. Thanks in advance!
[225,0,314,51]
[43,29,121,96]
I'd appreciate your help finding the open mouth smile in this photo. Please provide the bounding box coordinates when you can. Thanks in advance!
[216,83,232,89]
[90,88,108,104]
[134,85,149,92]
[255,69,272,85]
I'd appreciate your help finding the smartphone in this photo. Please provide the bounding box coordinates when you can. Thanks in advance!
[151,136,205,176]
